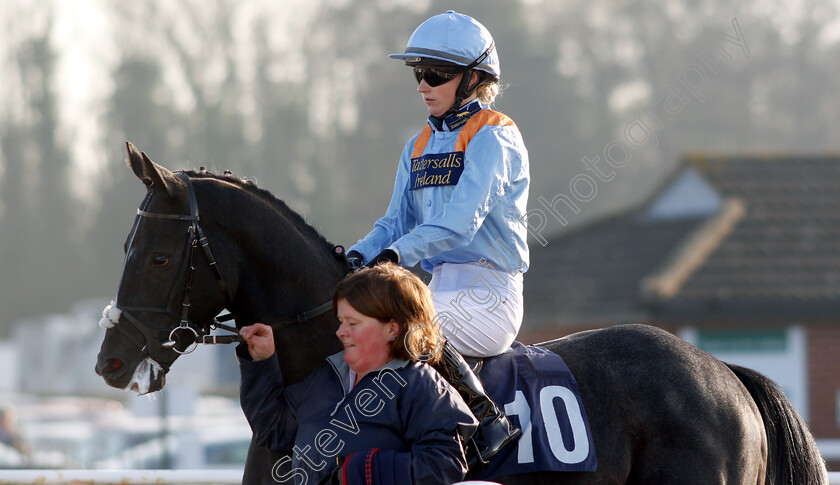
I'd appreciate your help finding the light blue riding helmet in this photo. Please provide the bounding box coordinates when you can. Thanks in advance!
[389,10,500,78]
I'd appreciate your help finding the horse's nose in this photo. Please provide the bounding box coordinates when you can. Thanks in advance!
[95,356,124,376]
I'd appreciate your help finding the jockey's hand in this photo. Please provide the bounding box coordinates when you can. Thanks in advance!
[240,323,275,361]
[365,248,399,268]
[345,250,364,271]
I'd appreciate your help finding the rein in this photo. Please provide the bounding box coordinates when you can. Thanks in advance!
[111,172,333,368]
[210,301,333,340]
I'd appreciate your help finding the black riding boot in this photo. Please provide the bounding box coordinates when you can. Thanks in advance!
[434,341,521,468]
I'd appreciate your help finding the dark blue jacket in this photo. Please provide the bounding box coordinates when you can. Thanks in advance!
[239,350,477,485]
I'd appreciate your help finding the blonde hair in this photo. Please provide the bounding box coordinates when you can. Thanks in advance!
[468,68,501,105]
[333,263,443,364]
[476,80,500,105]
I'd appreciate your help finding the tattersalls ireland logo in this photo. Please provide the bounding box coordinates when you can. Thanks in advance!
[410,151,465,190]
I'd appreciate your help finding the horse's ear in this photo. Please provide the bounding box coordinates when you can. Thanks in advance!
[124,141,181,196]
[126,142,147,182]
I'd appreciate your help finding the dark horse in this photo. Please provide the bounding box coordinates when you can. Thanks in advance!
[96,143,828,485]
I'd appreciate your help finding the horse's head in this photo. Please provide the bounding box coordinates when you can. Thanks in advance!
[95,142,232,394]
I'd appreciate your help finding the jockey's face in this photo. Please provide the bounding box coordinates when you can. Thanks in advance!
[416,68,477,118]
[335,299,399,379]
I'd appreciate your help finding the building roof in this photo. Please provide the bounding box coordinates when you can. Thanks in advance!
[523,154,840,331]
[523,212,705,329]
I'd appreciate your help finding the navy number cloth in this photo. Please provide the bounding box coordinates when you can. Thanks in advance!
[471,342,597,479]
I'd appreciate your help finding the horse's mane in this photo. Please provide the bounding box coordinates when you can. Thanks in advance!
[185,170,339,255]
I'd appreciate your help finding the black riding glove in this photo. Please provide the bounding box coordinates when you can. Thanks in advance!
[365,248,399,268]
[345,250,364,271]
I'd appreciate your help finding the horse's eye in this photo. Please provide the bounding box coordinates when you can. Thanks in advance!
[153,255,170,267]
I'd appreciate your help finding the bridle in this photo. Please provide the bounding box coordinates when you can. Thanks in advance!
[110,172,333,369]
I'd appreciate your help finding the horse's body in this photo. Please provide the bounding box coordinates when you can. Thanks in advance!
[96,143,828,485]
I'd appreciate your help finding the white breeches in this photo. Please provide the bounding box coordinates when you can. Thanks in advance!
[429,262,524,358]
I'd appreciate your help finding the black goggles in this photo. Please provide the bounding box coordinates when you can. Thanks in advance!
[413,66,462,87]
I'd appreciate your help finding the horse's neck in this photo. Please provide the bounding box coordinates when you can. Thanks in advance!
[230,229,345,324]
[213,184,347,383]
[245,234,346,384]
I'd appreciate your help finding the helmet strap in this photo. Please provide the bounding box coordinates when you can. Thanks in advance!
[447,72,475,116]
[445,40,496,116]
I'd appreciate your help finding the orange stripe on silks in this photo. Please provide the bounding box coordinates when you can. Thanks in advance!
[411,125,433,159]
[411,110,517,158]
[455,110,515,152]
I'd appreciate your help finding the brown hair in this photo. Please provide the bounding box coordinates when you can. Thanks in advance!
[333,263,443,364]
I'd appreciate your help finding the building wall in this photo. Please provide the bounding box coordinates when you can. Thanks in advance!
[809,324,840,438]
[808,324,840,471]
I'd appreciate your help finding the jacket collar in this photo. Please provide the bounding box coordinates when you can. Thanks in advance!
[428,99,483,132]
[326,351,411,394]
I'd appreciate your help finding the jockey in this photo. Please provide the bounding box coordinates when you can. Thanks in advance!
[347,11,529,467]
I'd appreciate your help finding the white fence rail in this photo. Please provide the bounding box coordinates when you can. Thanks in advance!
[0,469,242,484]
[0,470,837,484]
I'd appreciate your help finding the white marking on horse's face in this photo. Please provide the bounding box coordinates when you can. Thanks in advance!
[99,301,121,329]
[126,357,164,395]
